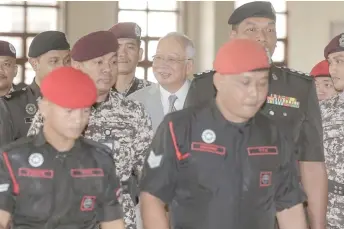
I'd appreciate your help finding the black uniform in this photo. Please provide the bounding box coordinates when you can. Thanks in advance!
[140,100,305,229]
[0,80,41,147]
[0,131,122,229]
[184,65,324,162]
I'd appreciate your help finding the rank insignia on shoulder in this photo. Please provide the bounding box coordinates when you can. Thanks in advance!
[147,150,162,169]
[266,94,300,108]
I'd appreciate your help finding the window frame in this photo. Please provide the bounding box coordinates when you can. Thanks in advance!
[0,1,62,85]
[116,1,183,81]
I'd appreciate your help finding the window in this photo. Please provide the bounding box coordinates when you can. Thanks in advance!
[234,0,288,66]
[117,0,180,82]
[0,0,62,85]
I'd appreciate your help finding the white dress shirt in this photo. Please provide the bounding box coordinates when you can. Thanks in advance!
[159,80,191,115]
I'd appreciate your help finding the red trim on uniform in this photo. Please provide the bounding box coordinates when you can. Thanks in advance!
[247,146,278,156]
[2,152,19,195]
[259,171,272,187]
[70,168,104,178]
[191,142,226,156]
[80,195,96,211]
[18,168,54,179]
[168,121,190,161]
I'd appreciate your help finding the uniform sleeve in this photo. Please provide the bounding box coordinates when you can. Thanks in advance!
[0,100,15,147]
[98,162,123,222]
[132,104,154,178]
[274,134,307,211]
[0,152,16,214]
[27,111,44,137]
[298,81,324,161]
[139,119,177,204]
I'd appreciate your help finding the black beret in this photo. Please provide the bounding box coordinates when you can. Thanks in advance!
[228,1,276,25]
[71,31,118,62]
[28,31,70,58]
[109,22,141,40]
[324,33,344,59]
[0,40,16,58]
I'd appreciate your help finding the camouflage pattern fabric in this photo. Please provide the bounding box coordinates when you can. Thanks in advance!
[120,77,152,97]
[320,93,344,229]
[27,90,154,229]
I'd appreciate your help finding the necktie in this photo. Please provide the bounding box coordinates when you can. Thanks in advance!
[168,94,178,113]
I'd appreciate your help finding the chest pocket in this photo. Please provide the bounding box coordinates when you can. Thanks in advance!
[71,168,105,196]
[177,142,226,197]
[246,146,281,192]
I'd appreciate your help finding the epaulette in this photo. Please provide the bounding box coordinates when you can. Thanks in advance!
[3,87,27,100]
[0,135,34,153]
[82,138,114,159]
[279,66,313,81]
[193,69,216,78]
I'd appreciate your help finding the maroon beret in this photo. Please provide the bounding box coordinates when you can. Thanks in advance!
[109,22,141,40]
[71,31,118,62]
[41,67,97,108]
[0,40,16,58]
[324,33,344,58]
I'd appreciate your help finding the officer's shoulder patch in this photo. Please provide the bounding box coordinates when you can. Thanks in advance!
[82,138,113,158]
[3,87,27,101]
[279,66,313,81]
[193,69,216,79]
[1,136,35,155]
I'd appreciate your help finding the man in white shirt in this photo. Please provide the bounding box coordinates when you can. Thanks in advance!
[128,32,195,132]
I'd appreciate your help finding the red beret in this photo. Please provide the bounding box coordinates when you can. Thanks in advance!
[71,31,118,62]
[324,33,344,58]
[0,40,16,58]
[310,60,330,78]
[41,67,97,108]
[109,22,141,39]
[214,39,270,75]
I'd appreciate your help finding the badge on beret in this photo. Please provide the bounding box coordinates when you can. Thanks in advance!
[8,44,15,54]
[339,34,344,47]
[28,153,44,167]
[135,24,141,37]
[25,103,37,115]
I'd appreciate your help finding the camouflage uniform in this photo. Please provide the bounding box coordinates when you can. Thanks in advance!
[115,77,152,97]
[320,92,344,229]
[28,90,154,229]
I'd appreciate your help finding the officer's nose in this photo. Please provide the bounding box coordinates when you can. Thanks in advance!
[256,31,267,46]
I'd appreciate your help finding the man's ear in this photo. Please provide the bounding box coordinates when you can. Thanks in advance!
[213,72,224,92]
[28,58,39,72]
[229,29,237,40]
[38,98,49,118]
[185,59,194,77]
[72,60,82,70]
[139,48,144,61]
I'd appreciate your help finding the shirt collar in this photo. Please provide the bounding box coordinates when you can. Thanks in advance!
[33,129,81,152]
[159,80,190,103]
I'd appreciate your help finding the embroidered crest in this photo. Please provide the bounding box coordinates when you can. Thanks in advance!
[25,103,37,115]
[201,129,216,144]
[135,24,141,37]
[80,196,96,211]
[9,44,16,54]
[266,94,300,108]
[272,73,278,80]
[28,153,44,167]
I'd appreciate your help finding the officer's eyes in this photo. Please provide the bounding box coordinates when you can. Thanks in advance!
[97,60,103,65]
[246,28,255,32]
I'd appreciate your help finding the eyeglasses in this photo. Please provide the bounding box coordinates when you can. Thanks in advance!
[152,55,191,65]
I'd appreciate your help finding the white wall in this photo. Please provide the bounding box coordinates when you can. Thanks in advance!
[65,1,344,74]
